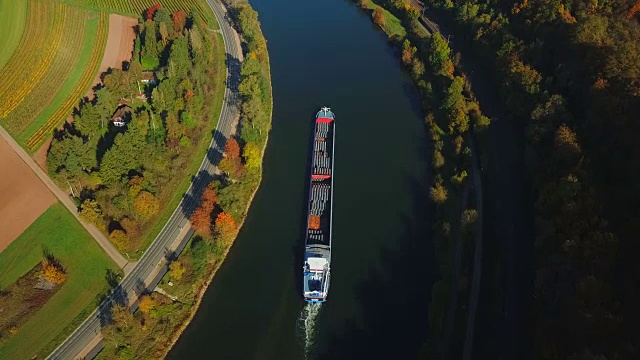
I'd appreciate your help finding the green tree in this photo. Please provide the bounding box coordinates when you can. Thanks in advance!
[429,33,451,75]
[168,36,191,79]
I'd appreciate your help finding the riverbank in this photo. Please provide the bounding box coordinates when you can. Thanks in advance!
[352,1,487,358]
[159,7,274,357]
[94,0,273,358]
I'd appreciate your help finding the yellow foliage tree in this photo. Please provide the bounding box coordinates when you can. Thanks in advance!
[110,229,128,250]
[138,295,155,315]
[42,258,67,285]
[430,182,448,204]
[134,191,160,218]
[169,261,186,281]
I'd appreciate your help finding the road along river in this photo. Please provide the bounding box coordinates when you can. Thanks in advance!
[169,0,433,359]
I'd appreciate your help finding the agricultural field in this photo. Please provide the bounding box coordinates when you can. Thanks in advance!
[0,0,109,151]
[0,0,28,70]
[0,203,120,359]
[0,135,56,252]
[59,0,219,29]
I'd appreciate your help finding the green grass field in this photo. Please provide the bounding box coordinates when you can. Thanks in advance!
[365,0,407,38]
[0,202,120,359]
[0,0,28,70]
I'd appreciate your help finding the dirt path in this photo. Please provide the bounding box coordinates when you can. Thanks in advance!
[0,136,55,253]
[0,126,130,271]
[90,14,137,90]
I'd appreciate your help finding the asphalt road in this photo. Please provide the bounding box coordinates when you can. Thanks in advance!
[45,0,242,358]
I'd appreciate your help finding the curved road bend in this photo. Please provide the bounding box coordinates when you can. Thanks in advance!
[46,0,242,358]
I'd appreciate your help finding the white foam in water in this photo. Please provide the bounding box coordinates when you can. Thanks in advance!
[298,302,322,359]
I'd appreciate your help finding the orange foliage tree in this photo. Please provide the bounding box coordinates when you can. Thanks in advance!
[628,0,640,20]
[190,185,218,236]
[147,4,162,20]
[215,212,237,244]
[225,138,241,159]
[373,7,385,27]
[172,10,188,33]
[42,258,67,285]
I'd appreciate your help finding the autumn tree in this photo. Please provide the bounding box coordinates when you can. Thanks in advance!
[225,138,241,159]
[79,199,104,229]
[554,124,581,159]
[110,229,128,249]
[430,182,448,203]
[133,191,160,218]
[190,186,218,237]
[215,212,237,245]
[172,10,188,34]
[357,0,369,8]
[102,304,139,350]
[402,39,417,65]
[169,261,186,281]
[373,7,385,27]
[42,258,66,285]
[146,4,161,20]
[242,141,261,168]
[138,295,155,315]
[433,150,445,168]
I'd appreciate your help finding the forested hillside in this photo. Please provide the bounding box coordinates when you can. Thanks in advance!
[422,0,640,358]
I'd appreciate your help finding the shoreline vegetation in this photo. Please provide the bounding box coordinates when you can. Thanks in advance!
[352,0,489,357]
[420,0,636,358]
[95,0,273,358]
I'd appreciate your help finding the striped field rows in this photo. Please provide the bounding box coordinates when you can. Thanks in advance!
[25,11,110,151]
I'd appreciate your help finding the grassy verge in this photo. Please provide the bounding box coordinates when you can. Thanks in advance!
[0,0,28,70]
[15,12,101,148]
[0,202,120,359]
[362,0,406,38]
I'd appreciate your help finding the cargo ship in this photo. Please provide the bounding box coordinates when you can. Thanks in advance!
[302,106,335,303]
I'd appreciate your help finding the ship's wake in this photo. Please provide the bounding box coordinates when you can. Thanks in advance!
[298,302,322,359]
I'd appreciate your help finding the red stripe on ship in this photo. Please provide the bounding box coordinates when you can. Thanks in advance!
[312,174,330,179]
[316,117,333,123]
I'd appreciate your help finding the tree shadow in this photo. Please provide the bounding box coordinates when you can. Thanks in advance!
[316,176,433,360]
[180,169,216,220]
[42,246,65,272]
[225,53,242,103]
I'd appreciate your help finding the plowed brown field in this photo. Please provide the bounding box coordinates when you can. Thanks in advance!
[0,137,55,253]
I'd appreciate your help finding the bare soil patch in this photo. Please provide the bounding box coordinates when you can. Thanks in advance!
[90,14,137,91]
[0,137,55,253]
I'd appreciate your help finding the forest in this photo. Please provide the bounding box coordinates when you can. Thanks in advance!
[46,6,224,253]
[418,0,640,358]
[357,0,640,358]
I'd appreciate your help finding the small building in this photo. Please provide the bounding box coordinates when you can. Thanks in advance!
[111,105,132,127]
[140,71,157,85]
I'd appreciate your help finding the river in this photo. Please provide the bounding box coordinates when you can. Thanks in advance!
[167,0,432,358]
